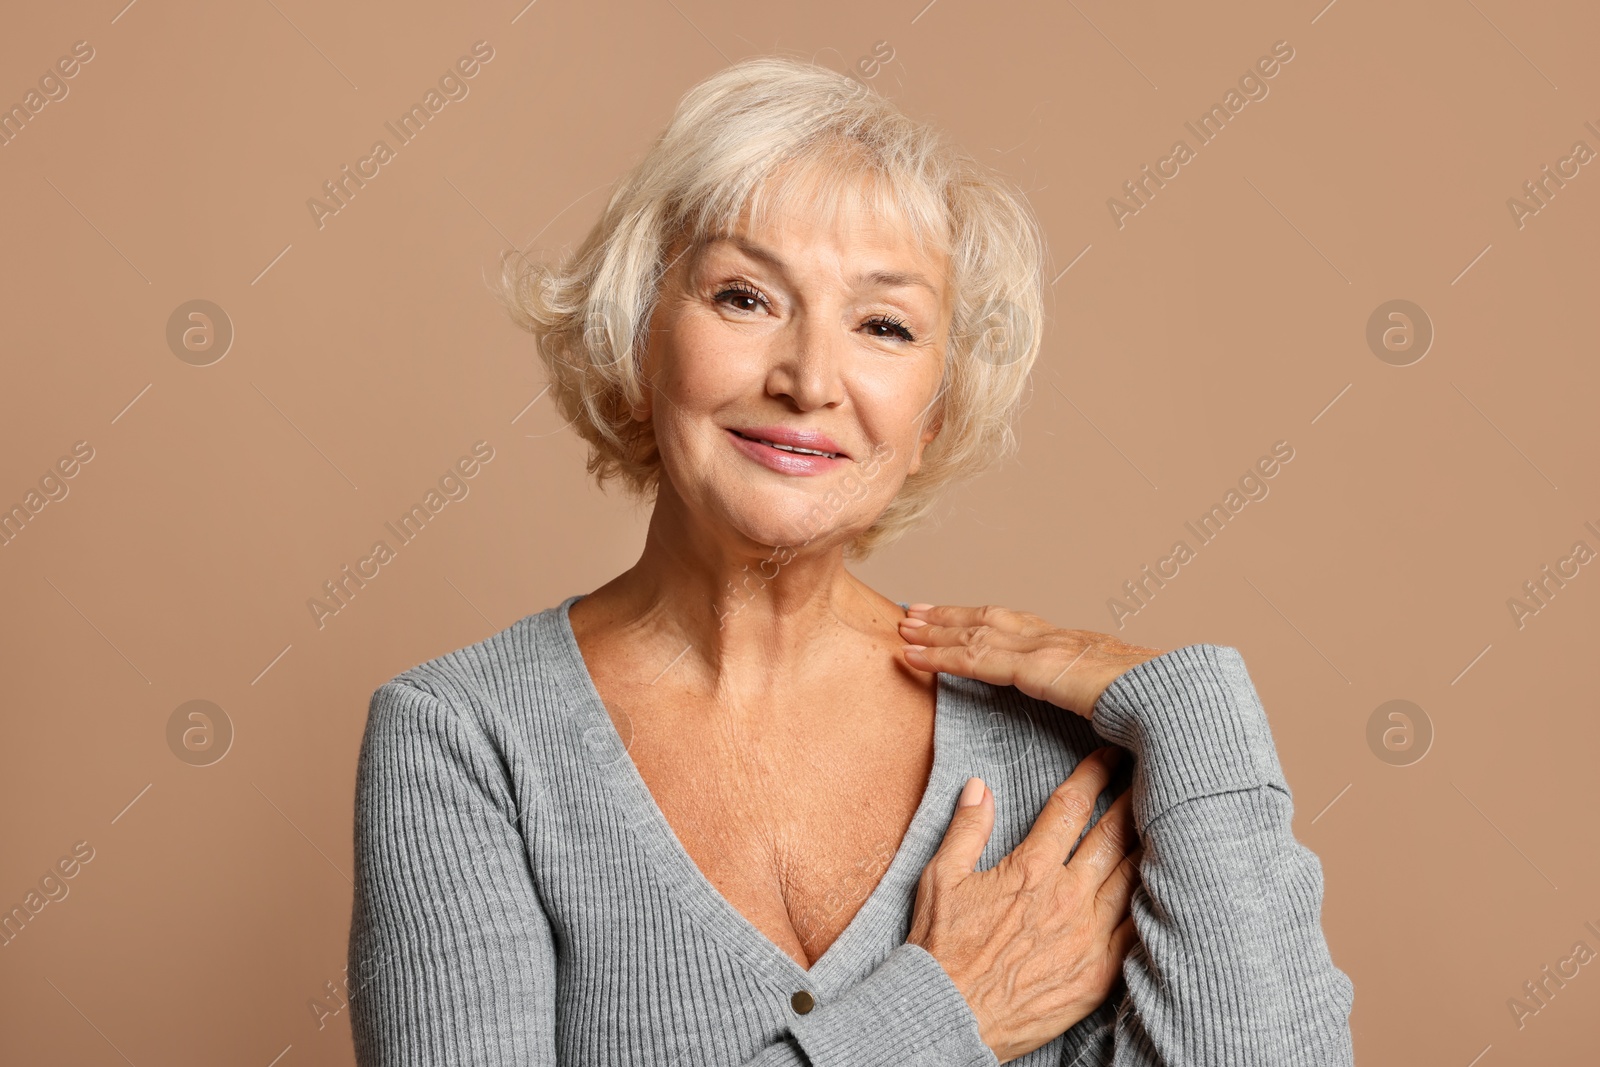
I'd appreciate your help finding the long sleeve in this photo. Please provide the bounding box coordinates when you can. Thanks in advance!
[349,679,998,1067]
[349,679,559,1064]
[785,943,999,1066]
[1083,645,1355,1066]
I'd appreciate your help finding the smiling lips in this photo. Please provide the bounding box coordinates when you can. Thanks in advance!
[727,426,850,475]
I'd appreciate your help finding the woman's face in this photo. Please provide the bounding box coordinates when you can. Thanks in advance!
[636,176,952,554]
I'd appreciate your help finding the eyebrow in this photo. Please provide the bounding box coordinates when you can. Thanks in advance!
[706,235,941,296]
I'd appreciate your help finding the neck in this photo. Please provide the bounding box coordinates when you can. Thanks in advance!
[573,483,905,704]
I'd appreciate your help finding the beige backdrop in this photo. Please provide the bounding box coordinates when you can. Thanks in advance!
[2,0,1597,1063]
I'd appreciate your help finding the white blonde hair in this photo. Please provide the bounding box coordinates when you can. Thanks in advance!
[494,54,1046,557]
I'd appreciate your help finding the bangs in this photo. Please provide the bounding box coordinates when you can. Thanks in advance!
[674,138,953,270]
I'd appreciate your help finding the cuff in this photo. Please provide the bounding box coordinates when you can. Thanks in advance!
[788,943,998,1067]
[1091,644,1288,828]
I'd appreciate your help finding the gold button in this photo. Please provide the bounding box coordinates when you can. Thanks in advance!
[790,990,815,1014]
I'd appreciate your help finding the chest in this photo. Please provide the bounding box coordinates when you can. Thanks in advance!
[591,669,936,969]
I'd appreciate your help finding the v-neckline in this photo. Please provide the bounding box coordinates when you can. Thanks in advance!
[549,593,955,990]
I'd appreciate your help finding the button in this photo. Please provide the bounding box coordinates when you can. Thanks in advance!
[790,990,815,1014]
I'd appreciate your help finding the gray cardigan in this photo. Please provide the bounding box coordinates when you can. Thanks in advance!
[348,594,1355,1064]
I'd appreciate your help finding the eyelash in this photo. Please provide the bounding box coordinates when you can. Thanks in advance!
[713,281,917,343]
[867,313,915,343]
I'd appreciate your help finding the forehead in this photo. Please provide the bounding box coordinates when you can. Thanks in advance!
[687,158,952,287]
[751,154,945,252]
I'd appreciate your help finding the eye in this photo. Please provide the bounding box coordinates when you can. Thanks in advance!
[713,281,768,314]
[864,314,915,343]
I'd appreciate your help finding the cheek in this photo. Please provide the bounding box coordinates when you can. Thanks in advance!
[658,320,761,408]
[647,336,757,478]
[858,366,940,442]
[859,461,907,504]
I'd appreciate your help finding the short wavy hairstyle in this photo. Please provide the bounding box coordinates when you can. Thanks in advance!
[494,54,1046,558]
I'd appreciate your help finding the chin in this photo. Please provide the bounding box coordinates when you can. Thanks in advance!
[714,492,866,553]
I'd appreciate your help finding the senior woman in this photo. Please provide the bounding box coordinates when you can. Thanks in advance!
[348,56,1354,1066]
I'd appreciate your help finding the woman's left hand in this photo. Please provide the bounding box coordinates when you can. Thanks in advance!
[898,604,1166,721]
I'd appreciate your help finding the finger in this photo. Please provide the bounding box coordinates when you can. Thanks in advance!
[1015,748,1123,867]
[930,776,995,880]
[900,638,1055,701]
[898,621,1101,691]
[900,639,1025,687]
[898,618,1038,651]
[1094,843,1143,919]
[1068,789,1137,884]
[902,603,1050,636]
[899,633,1103,717]
[1107,911,1138,964]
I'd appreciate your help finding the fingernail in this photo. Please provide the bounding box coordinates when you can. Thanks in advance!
[899,617,928,629]
[958,777,985,808]
[1103,747,1125,766]
[907,603,934,612]
[903,644,926,656]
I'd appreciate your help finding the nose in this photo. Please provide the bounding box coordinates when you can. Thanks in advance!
[766,307,846,411]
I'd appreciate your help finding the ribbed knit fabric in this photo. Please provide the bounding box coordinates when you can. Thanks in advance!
[348,595,1354,1065]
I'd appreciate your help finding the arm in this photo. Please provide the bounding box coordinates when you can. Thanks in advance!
[348,679,558,1064]
[1087,645,1355,1066]
[349,679,998,1067]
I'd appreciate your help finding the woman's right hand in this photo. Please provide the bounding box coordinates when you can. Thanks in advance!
[906,746,1141,1064]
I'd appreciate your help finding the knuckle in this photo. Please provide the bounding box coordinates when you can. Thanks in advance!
[1047,871,1087,912]
[1093,813,1127,853]
[961,638,994,666]
[1013,849,1058,893]
[1089,836,1128,873]
[1047,787,1093,828]
[1001,843,1046,884]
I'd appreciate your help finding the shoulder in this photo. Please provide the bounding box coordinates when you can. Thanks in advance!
[363,595,583,753]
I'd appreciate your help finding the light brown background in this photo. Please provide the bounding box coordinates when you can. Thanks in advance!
[2,0,1596,1063]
